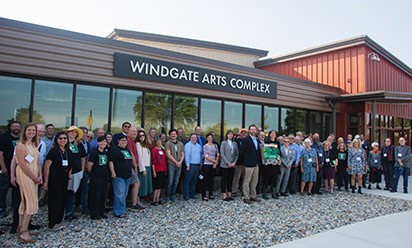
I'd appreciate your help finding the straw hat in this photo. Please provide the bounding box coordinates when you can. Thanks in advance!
[66,126,83,140]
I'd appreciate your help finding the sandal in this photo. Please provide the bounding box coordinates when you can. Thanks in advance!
[18,230,36,243]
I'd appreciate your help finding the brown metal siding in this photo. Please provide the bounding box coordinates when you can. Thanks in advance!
[0,25,339,112]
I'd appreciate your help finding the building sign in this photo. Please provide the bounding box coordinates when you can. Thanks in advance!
[113,53,277,99]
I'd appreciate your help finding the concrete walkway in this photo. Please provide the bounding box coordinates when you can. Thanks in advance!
[272,176,412,248]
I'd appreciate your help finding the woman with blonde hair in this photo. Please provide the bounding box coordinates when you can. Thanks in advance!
[15,123,42,243]
[348,139,366,194]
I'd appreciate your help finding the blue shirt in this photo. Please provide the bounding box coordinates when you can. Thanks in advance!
[184,141,202,167]
[291,143,305,165]
[251,135,258,150]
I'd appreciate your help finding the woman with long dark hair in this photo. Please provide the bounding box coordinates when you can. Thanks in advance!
[136,131,153,198]
[202,132,220,201]
[43,131,70,231]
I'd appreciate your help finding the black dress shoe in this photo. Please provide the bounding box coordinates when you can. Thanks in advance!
[91,215,101,220]
[100,214,108,219]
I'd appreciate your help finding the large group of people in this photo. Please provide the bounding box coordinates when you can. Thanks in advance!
[0,120,411,243]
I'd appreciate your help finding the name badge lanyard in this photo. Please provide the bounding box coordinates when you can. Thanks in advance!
[60,149,69,167]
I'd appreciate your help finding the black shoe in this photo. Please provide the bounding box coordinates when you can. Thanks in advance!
[390,190,397,193]
[352,187,356,193]
[315,192,323,195]
[376,185,382,190]
[10,226,18,234]
[91,215,101,220]
[404,190,409,194]
[202,197,209,201]
[280,193,289,197]
[209,196,215,200]
[100,214,108,219]
[368,185,371,189]
[358,187,362,194]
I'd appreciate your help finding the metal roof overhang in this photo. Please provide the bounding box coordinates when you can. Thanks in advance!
[325,91,412,104]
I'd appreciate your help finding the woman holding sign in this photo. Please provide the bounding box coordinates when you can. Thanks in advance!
[87,136,110,220]
[300,138,318,195]
[43,131,71,231]
[261,130,280,199]
[15,123,42,243]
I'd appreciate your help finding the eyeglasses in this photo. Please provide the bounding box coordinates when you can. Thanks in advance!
[58,137,67,140]
[86,135,92,139]
[123,125,131,128]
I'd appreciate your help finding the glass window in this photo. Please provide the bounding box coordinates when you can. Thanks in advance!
[263,106,279,132]
[201,99,221,142]
[224,101,242,135]
[112,88,143,134]
[174,95,198,137]
[245,104,261,128]
[380,115,386,127]
[0,76,32,129]
[310,112,322,135]
[296,109,308,134]
[281,108,295,135]
[75,85,109,131]
[394,117,403,129]
[349,113,361,126]
[34,80,73,130]
[375,114,380,127]
[323,113,332,139]
[366,113,371,126]
[144,92,172,135]
[405,119,411,129]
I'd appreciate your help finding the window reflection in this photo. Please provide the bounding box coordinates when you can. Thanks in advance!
[0,76,31,129]
[296,110,307,134]
[34,80,73,130]
[224,101,242,134]
[144,92,171,134]
[245,104,261,128]
[264,106,279,132]
[112,88,142,133]
[281,108,295,135]
[174,95,198,136]
[201,99,221,142]
[310,112,322,135]
[75,85,110,131]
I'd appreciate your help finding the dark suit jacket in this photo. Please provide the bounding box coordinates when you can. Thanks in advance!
[239,135,262,167]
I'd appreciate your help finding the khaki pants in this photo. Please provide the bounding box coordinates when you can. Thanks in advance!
[243,166,259,199]
[231,164,245,193]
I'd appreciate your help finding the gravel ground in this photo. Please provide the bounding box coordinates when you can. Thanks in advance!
[1,192,412,247]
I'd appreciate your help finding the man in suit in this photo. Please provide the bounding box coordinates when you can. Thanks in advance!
[276,137,295,196]
[239,124,262,204]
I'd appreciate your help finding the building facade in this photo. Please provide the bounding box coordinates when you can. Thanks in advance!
[0,18,410,144]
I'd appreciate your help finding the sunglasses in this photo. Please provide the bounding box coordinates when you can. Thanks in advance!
[123,125,131,128]
[58,137,67,140]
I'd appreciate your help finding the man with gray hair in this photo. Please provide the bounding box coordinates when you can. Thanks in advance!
[289,135,305,194]
[90,128,106,151]
[36,124,47,168]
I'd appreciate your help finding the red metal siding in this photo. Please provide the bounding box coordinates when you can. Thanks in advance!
[261,45,367,94]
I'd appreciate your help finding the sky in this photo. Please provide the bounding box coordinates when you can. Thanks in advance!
[1,0,412,67]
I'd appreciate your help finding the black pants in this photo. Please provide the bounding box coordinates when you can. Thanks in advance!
[288,166,299,193]
[12,185,21,230]
[261,165,280,193]
[337,165,349,189]
[314,167,324,193]
[48,176,68,229]
[220,167,235,193]
[201,165,215,198]
[89,176,109,217]
[383,162,394,189]
[0,174,11,211]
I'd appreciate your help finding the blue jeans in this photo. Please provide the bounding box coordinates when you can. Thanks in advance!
[183,164,199,200]
[80,171,89,211]
[167,163,182,200]
[393,167,410,192]
[112,177,131,216]
[65,190,75,216]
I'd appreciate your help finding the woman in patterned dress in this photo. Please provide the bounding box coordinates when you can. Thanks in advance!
[348,139,366,194]
[300,138,318,195]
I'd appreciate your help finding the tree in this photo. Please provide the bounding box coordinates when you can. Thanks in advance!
[13,107,45,124]
[133,93,197,134]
